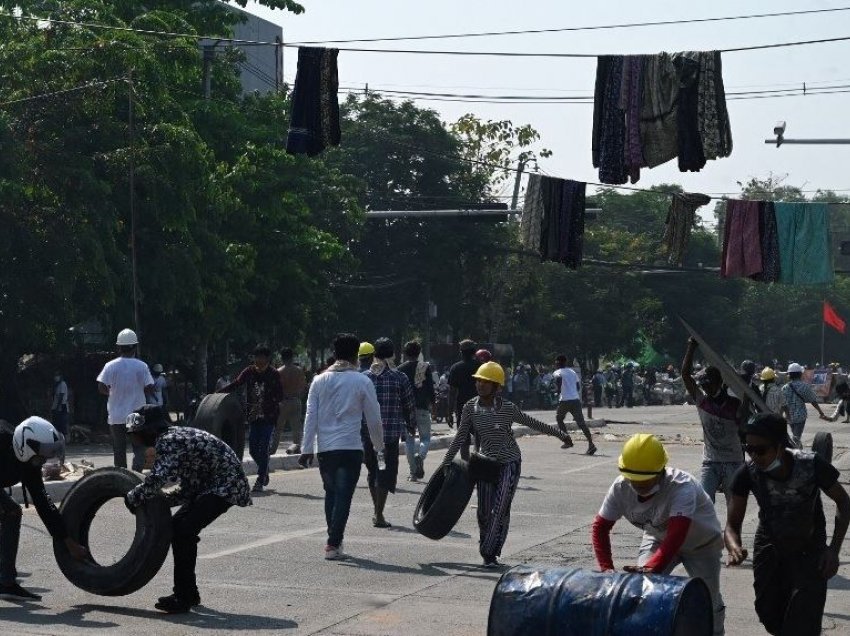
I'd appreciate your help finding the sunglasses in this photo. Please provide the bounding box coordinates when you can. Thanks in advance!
[744,444,773,456]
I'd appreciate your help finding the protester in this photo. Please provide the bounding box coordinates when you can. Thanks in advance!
[271,347,307,456]
[682,337,746,503]
[553,355,596,455]
[781,362,827,449]
[363,338,416,528]
[358,342,375,371]
[618,363,635,408]
[0,417,89,600]
[96,328,154,471]
[447,340,479,438]
[758,367,784,415]
[824,382,850,423]
[397,341,434,482]
[475,349,492,363]
[603,364,618,408]
[50,372,70,437]
[591,434,726,635]
[511,364,530,408]
[592,368,605,407]
[221,345,284,493]
[299,334,384,560]
[440,361,570,568]
[125,405,251,613]
[725,413,850,636]
[149,364,169,408]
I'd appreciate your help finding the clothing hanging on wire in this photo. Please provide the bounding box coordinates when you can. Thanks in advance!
[593,50,732,184]
[522,175,586,269]
[774,202,834,285]
[662,192,712,266]
[755,202,781,283]
[286,47,341,156]
[721,200,763,278]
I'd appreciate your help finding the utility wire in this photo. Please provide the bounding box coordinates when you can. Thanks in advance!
[0,77,126,107]
[290,7,850,45]
[3,12,850,57]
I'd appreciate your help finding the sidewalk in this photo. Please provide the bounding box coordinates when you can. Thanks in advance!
[10,416,606,504]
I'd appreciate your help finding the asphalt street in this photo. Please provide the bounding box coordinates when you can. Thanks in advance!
[2,404,849,635]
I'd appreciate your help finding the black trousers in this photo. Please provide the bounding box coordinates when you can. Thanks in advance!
[172,494,231,598]
[753,543,828,636]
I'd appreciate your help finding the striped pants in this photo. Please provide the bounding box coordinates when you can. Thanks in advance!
[477,460,522,561]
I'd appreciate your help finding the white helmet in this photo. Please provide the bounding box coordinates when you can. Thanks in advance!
[116,328,139,346]
[13,417,65,463]
[152,363,163,373]
[787,362,805,374]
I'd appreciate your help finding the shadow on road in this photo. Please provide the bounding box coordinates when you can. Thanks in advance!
[272,491,324,501]
[74,603,298,630]
[337,556,448,577]
[0,604,119,629]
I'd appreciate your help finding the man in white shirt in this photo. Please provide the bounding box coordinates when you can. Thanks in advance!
[96,329,154,471]
[553,355,596,455]
[299,333,384,561]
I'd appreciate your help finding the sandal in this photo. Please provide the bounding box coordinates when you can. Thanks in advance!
[372,517,392,528]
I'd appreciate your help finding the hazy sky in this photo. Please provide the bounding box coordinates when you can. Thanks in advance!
[243,0,850,202]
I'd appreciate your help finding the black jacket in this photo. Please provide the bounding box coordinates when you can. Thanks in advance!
[0,431,66,539]
[398,360,435,411]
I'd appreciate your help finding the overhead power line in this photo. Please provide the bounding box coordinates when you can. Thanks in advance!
[290,7,850,45]
[3,12,850,58]
[0,77,126,107]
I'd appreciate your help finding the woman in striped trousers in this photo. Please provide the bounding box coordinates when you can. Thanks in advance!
[441,361,570,567]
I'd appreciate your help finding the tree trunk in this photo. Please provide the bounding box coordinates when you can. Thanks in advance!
[195,339,208,395]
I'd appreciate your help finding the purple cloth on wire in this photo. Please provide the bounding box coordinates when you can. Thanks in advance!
[721,200,763,278]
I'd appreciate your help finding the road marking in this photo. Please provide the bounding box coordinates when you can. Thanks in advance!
[199,526,326,559]
[560,458,616,474]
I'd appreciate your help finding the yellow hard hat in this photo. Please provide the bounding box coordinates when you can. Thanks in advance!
[358,342,375,357]
[472,361,506,387]
[618,434,668,482]
[760,367,776,381]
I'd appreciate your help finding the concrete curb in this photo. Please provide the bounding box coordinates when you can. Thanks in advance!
[17,419,607,505]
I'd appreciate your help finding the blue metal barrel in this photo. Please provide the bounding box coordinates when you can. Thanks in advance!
[487,566,712,636]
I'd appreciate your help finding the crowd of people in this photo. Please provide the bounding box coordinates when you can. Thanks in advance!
[1,328,848,635]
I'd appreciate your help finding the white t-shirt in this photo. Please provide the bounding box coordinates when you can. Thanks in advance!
[553,367,580,401]
[97,357,154,425]
[52,381,69,410]
[598,468,722,553]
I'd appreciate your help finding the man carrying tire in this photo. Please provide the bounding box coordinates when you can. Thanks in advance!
[124,405,251,613]
[1,417,89,600]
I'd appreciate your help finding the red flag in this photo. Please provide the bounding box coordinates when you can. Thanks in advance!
[824,301,846,334]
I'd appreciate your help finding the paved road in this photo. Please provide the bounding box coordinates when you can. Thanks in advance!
[3,405,848,635]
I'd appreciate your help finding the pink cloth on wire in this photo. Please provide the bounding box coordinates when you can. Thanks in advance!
[721,200,763,278]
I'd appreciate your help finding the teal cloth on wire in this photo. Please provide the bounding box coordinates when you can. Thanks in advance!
[773,202,833,285]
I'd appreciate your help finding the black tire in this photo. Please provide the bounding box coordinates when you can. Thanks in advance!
[193,392,246,459]
[53,467,173,596]
[812,431,833,463]
[414,458,474,540]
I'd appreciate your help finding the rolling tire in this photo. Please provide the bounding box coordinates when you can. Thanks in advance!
[53,467,172,596]
[812,431,833,463]
[414,458,474,540]
[193,392,246,459]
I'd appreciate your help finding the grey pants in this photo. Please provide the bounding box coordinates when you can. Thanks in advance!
[0,489,22,585]
[110,424,146,472]
[270,397,303,454]
[639,533,726,636]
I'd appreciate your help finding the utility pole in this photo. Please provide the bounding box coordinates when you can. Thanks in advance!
[510,158,526,211]
[128,71,140,349]
[202,43,216,99]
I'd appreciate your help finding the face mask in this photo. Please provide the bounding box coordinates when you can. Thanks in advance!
[761,456,783,473]
[630,482,661,497]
